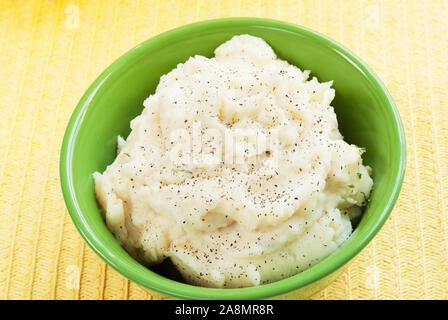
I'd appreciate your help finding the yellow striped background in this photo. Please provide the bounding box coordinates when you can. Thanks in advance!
[1,0,447,299]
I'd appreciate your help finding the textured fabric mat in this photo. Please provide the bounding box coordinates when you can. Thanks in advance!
[1,0,447,300]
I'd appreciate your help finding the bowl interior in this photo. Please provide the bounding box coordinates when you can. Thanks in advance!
[61,18,405,299]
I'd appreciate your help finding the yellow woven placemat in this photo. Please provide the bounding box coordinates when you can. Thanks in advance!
[1,0,447,300]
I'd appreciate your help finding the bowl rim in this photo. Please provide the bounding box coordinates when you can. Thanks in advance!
[60,17,406,300]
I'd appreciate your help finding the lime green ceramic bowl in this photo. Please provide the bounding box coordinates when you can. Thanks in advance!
[60,18,406,299]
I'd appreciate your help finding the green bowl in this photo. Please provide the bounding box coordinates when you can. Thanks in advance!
[60,18,406,300]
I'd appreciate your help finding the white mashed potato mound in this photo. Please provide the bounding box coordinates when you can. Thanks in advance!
[94,35,373,288]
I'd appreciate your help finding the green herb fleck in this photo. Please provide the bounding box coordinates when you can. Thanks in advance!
[348,184,355,188]
[360,191,369,206]
[172,168,193,174]
[357,172,362,179]
[123,153,131,157]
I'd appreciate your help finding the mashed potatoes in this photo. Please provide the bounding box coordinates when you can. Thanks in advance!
[94,35,373,288]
